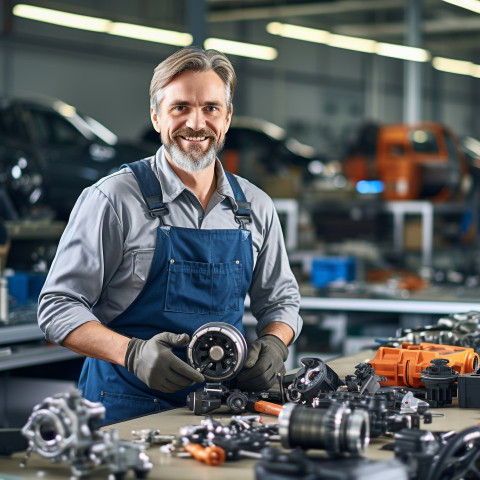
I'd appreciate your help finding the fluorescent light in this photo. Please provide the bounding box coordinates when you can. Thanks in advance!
[204,38,277,60]
[327,33,376,54]
[108,23,192,46]
[13,4,110,32]
[13,3,192,47]
[442,0,480,14]
[376,42,431,62]
[473,65,480,78]
[267,22,429,62]
[432,56,475,75]
[266,22,330,44]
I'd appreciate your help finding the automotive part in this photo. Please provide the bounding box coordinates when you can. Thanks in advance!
[20,389,152,479]
[369,342,478,388]
[278,402,370,456]
[187,322,247,380]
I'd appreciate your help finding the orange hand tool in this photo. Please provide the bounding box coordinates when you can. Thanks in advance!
[252,400,283,417]
[183,442,226,466]
[369,342,479,388]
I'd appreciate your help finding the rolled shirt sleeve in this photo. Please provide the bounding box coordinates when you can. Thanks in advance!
[38,185,124,345]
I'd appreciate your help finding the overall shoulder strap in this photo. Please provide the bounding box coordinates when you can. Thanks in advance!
[121,159,169,218]
[224,171,251,225]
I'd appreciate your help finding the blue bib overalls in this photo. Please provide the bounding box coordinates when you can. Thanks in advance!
[78,159,254,424]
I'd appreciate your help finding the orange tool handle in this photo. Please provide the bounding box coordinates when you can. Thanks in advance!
[184,442,226,466]
[253,400,283,416]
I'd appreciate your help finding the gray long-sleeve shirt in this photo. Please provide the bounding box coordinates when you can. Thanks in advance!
[38,147,303,345]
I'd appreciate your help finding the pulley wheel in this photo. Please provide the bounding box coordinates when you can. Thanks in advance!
[187,322,247,380]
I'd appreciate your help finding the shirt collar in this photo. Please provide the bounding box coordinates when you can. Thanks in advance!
[153,146,237,206]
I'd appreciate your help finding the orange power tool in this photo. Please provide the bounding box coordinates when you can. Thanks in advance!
[369,342,479,388]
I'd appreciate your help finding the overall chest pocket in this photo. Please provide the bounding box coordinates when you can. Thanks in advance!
[165,260,242,315]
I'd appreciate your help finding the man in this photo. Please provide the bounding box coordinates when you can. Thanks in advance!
[38,47,302,425]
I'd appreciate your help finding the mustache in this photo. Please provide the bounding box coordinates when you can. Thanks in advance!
[173,127,217,140]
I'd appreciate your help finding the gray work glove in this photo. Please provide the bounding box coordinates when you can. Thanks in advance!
[125,332,205,393]
[236,334,289,391]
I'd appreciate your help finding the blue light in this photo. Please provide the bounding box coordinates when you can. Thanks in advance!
[356,180,384,194]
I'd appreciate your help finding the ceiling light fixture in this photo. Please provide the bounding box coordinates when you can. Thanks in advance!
[327,34,376,54]
[266,22,430,62]
[13,4,110,32]
[13,3,192,46]
[432,56,475,76]
[266,22,330,44]
[204,38,278,60]
[442,0,480,14]
[376,42,431,62]
[109,23,192,46]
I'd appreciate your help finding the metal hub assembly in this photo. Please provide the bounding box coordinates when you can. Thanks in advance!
[187,322,247,381]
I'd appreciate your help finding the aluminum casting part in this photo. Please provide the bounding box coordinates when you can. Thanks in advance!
[345,407,370,454]
[278,402,296,449]
[187,322,247,380]
[278,402,370,456]
[21,390,152,478]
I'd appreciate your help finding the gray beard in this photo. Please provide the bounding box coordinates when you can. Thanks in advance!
[163,140,217,174]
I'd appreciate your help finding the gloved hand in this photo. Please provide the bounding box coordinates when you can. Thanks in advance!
[236,334,289,391]
[124,332,205,393]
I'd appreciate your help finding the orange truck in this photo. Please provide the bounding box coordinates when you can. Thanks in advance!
[343,122,470,202]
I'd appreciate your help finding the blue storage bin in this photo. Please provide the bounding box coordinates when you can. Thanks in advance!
[311,257,356,288]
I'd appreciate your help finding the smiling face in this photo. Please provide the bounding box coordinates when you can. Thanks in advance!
[151,69,232,174]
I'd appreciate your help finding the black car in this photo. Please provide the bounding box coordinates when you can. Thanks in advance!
[0,97,152,220]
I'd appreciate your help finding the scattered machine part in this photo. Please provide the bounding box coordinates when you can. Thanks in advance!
[162,415,277,463]
[131,429,176,446]
[187,322,247,380]
[368,342,478,388]
[420,358,458,407]
[255,447,409,480]
[393,311,480,354]
[458,369,480,408]
[186,322,249,415]
[394,426,480,480]
[286,357,344,403]
[20,390,152,479]
[309,390,430,438]
[278,402,370,456]
[344,362,386,395]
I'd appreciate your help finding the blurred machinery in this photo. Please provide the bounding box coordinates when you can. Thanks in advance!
[343,122,470,202]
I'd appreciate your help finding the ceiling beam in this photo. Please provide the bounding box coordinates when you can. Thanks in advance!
[334,16,480,38]
[208,0,405,23]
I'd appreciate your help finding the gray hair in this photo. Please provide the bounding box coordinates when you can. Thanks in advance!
[150,47,236,115]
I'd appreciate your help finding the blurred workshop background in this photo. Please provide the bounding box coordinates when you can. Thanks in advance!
[2,0,480,426]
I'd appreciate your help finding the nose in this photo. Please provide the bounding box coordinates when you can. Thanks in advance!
[185,109,206,131]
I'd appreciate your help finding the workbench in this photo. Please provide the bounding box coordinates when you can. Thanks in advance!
[2,350,480,480]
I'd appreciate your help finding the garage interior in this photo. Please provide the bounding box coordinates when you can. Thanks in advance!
[2,0,480,478]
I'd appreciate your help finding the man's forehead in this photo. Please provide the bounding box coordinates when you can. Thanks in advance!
[163,70,226,98]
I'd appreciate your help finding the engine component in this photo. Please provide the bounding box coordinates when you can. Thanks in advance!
[187,322,247,381]
[278,402,370,456]
[162,415,276,463]
[394,426,480,480]
[344,362,386,395]
[420,358,458,407]
[458,369,480,408]
[286,357,344,404]
[368,342,478,388]
[392,311,480,354]
[255,447,409,480]
[20,390,152,479]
